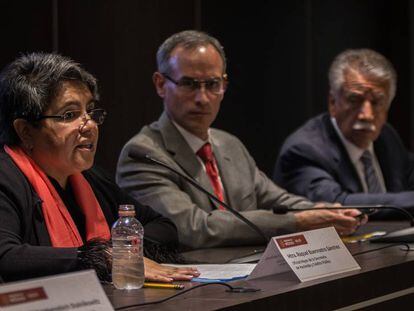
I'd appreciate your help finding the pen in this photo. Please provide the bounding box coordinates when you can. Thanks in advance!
[143,282,185,290]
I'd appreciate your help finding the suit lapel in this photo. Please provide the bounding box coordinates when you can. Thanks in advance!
[157,113,218,208]
[322,114,363,193]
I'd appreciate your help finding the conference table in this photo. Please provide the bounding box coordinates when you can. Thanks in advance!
[105,221,414,310]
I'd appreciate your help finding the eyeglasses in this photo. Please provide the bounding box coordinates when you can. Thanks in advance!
[36,108,107,125]
[162,74,227,95]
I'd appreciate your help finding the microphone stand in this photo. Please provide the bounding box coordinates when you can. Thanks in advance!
[274,205,414,243]
[274,205,414,227]
[130,151,269,244]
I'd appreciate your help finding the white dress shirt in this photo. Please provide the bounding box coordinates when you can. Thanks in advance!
[331,118,386,193]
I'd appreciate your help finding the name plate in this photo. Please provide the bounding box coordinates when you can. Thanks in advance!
[0,270,113,310]
[248,227,360,282]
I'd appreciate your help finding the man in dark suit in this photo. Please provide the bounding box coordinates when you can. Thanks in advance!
[274,49,414,219]
[117,31,363,250]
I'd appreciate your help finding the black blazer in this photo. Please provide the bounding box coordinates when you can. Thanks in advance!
[0,148,178,281]
[274,113,414,218]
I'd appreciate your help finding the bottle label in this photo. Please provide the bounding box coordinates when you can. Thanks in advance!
[130,236,140,253]
[118,211,135,217]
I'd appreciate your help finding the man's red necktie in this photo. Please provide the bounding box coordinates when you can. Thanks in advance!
[197,143,226,210]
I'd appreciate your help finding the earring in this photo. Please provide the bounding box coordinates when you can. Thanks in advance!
[24,142,33,152]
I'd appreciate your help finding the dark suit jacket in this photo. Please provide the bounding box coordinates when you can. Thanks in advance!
[0,148,178,282]
[274,113,414,219]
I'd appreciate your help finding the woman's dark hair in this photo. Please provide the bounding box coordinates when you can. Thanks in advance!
[0,52,99,145]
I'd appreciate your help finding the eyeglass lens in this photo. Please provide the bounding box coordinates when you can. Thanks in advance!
[64,109,106,124]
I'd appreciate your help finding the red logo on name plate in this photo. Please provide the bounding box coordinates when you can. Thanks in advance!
[276,234,308,249]
[0,287,47,307]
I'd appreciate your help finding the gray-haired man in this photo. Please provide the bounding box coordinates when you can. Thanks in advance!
[274,49,414,219]
[117,31,362,250]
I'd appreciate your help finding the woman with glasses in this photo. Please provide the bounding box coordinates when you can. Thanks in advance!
[0,52,199,282]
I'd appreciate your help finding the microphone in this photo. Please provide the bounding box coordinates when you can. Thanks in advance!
[273,205,414,226]
[128,148,269,244]
[274,205,414,243]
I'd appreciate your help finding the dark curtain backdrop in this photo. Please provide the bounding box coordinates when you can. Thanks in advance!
[0,0,412,177]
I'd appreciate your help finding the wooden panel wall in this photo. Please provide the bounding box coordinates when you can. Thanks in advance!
[0,0,411,177]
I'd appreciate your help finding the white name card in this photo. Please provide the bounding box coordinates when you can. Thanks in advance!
[0,270,113,311]
[248,227,360,282]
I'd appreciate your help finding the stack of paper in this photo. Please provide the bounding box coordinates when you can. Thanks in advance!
[169,264,256,283]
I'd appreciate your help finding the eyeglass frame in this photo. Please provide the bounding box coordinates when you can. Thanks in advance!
[35,108,107,125]
[161,73,228,95]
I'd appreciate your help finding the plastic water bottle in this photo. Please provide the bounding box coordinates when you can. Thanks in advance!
[111,204,145,289]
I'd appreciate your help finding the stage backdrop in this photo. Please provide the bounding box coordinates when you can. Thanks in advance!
[0,0,412,177]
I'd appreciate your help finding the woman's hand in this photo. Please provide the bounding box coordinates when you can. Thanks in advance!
[144,257,200,282]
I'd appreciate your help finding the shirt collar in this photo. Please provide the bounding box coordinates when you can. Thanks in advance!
[172,120,211,154]
[330,117,374,164]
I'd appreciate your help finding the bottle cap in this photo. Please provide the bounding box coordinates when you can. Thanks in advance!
[118,204,135,217]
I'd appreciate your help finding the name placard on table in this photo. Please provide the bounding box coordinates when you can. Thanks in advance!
[0,270,113,311]
[248,227,360,282]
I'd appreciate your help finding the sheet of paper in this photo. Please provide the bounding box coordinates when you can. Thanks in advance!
[168,264,256,281]
[249,227,361,282]
[0,270,113,311]
[275,227,360,282]
[248,242,290,280]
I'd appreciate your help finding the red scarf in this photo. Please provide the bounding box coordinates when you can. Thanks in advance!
[5,145,110,247]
